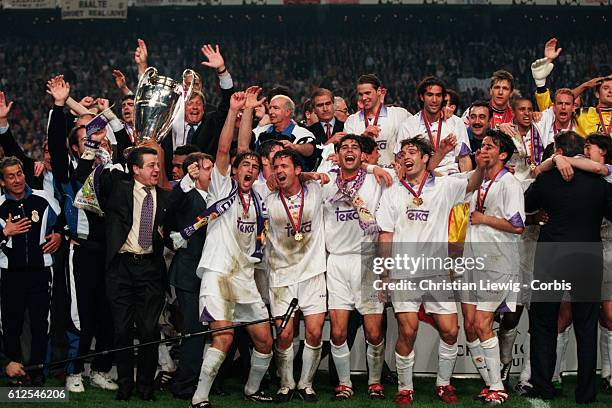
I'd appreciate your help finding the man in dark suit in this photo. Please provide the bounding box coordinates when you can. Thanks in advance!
[86,144,170,401]
[525,131,612,403]
[307,88,345,170]
[162,45,234,178]
[164,152,212,399]
[307,88,345,146]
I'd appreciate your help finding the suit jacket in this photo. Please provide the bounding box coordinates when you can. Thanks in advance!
[195,86,234,160]
[164,183,207,292]
[307,120,344,171]
[91,166,170,270]
[161,86,233,178]
[525,169,612,242]
[525,169,612,301]
[307,120,345,145]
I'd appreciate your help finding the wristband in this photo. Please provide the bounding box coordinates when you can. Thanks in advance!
[217,67,227,75]
[366,164,376,174]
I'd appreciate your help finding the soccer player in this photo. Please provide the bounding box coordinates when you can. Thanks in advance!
[464,129,526,405]
[190,92,273,408]
[538,89,576,144]
[487,70,515,128]
[462,71,515,128]
[376,138,484,405]
[343,74,410,167]
[396,76,471,175]
[500,98,549,186]
[531,38,611,137]
[322,135,389,400]
[494,98,547,387]
[265,149,329,402]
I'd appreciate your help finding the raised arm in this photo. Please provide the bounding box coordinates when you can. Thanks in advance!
[134,39,148,78]
[428,133,457,171]
[239,86,266,153]
[0,92,32,165]
[572,76,606,100]
[112,69,132,96]
[465,150,485,194]
[45,75,72,183]
[216,92,246,176]
[201,44,234,113]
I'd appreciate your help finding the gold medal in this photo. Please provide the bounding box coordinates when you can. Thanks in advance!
[413,196,423,206]
[529,162,536,172]
[294,233,303,241]
[242,212,249,220]
[31,210,39,223]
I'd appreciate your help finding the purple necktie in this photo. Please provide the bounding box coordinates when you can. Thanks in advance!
[138,187,154,249]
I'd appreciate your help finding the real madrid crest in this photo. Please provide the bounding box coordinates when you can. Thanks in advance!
[31,210,39,223]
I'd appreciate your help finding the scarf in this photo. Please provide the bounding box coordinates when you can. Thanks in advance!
[179,180,266,261]
[329,168,378,235]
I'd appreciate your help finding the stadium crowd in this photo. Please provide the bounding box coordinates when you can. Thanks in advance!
[1,29,609,160]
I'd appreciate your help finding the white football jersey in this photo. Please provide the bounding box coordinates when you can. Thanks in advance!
[507,121,547,190]
[539,107,575,149]
[264,180,326,287]
[343,105,411,167]
[197,165,266,300]
[465,169,525,275]
[376,173,468,277]
[322,170,389,255]
[395,112,471,175]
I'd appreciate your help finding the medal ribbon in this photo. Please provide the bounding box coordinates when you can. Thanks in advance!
[520,125,537,166]
[279,187,304,237]
[553,120,572,135]
[597,108,612,135]
[238,190,251,216]
[362,103,383,128]
[477,167,505,212]
[422,112,443,150]
[399,172,428,201]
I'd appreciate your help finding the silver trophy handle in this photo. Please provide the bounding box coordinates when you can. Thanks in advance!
[182,69,197,103]
[156,69,196,143]
[137,66,158,94]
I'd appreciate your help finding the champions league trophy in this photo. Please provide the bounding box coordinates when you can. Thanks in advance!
[74,67,196,215]
[133,67,196,144]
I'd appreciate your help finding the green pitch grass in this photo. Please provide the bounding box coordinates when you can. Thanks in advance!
[4,374,612,408]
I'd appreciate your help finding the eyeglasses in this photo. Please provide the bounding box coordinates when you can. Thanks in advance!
[335,108,348,114]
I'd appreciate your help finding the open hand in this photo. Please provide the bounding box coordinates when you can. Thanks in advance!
[3,213,31,237]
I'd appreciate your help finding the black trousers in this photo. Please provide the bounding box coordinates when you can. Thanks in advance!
[106,254,164,392]
[529,301,599,403]
[0,266,52,373]
[170,287,205,398]
[67,243,114,373]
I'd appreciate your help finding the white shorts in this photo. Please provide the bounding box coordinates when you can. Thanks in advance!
[473,272,518,313]
[391,275,457,315]
[327,253,384,315]
[199,295,269,323]
[270,273,327,318]
[199,269,268,322]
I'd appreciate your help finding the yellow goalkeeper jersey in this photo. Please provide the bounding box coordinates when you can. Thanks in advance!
[535,88,612,137]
